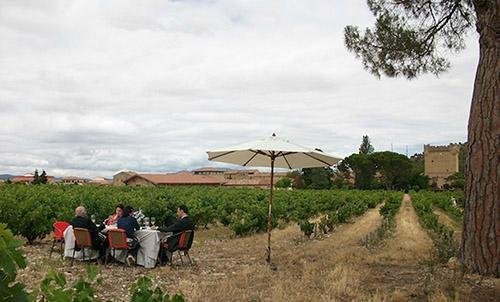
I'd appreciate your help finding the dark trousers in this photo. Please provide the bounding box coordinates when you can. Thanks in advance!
[127,237,140,258]
[93,234,107,258]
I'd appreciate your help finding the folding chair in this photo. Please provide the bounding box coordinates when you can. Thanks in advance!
[71,227,93,266]
[106,229,130,265]
[49,221,70,259]
[160,230,194,266]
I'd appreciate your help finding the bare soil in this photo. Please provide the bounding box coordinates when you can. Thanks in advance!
[17,195,498,301]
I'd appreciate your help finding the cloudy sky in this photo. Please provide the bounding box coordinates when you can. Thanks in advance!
[0,0,478,178]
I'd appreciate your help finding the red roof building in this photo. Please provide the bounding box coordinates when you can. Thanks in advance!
[123,172,225,186]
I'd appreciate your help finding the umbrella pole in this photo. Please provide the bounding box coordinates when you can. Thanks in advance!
[266,157,275,264]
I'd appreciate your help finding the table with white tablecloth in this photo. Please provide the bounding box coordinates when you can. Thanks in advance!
[64,226,169,268]
[135,229,169,268]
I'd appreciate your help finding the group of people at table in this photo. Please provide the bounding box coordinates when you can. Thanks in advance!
[70,203,194,266]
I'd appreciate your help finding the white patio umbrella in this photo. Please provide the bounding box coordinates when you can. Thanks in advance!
[207,133,342,264]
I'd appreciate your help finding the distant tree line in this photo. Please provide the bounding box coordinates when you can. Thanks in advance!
[276,136,465,191]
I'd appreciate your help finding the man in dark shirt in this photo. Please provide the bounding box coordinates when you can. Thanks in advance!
[158,205,195,262]
[70,206,106,259]
[117,206,140,266]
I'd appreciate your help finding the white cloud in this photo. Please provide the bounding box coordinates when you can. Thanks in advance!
[0,0,477,177]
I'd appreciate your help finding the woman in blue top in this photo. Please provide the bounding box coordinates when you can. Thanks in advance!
[117,206,140,266]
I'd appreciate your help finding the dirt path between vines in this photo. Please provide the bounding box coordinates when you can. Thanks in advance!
[434,208,463,241]
[356,194,498,302]
[359,194,434,300]
[375,194,434,262]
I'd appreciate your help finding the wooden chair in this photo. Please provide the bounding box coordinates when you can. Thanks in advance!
[49,221,70,259]
[160,230,194,266]
[106,229,130,265]
[71,227,93,266]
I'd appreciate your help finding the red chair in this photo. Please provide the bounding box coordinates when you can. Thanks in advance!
[71,228,93,266]
[106,229,130,265]
[49,221,70,259]
[177,230,194,265]
[160,230,194,266]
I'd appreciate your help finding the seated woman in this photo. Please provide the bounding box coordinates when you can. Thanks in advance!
[117,206,140,266]
[104,204,124,226]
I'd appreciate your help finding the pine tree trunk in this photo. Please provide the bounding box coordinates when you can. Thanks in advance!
[461,0,499,277]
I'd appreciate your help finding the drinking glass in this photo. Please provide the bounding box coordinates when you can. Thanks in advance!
[90,214,96,224]
[144,217,150,228]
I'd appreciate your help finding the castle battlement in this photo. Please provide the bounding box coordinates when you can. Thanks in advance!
[424,144,460,153]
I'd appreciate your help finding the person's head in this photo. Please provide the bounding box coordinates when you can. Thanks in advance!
[177,205,189,218]
[123,206,134,217]
[75,206,86,217]
[115,204,124,217]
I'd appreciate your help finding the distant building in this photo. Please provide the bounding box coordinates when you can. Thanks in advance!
[424,144,460,188]
[113,170,137,186]
[62,176,88,185]
[10,173,55,184]
[88,177,112,185]
[192,167,229,181]
[116,168,286,188]
[223,169,286,188]
[224,169,259,180]
[123,172,225,187]
[192,167,230,176]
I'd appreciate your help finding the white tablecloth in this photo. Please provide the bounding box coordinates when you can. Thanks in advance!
[108,229,169,268]
[63,225,99,261]
[135,229,168,268]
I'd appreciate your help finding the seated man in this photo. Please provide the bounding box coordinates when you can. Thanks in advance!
[71,206,106,259]
[158,205,195,262]
[117,206,140,266]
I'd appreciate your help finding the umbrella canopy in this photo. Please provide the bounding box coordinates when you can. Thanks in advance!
[207,134,341,168]
[207,134,342,264]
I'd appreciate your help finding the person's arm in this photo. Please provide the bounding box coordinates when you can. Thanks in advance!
[158,219,182,233]
[97,223,105,232]
[87,218,98,233]
[133,218,140,231]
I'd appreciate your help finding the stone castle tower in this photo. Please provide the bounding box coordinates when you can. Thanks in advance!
[423,144,460,188]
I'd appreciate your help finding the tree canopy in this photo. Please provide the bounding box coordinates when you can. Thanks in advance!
[344,0,475,79]
[301,167,333,190]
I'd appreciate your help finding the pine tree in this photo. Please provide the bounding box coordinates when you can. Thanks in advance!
[359,135,374,154]
[345,0,498,276]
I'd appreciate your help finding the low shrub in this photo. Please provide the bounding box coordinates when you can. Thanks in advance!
[412,193,459,262]
[130,277,184,302]
[0,223,29,302]
[361,193,402,249]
